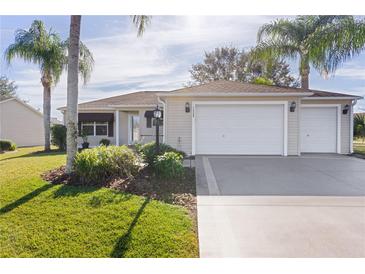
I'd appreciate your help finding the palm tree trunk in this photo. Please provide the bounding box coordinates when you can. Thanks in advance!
[66,15,81,174]
[300,53,310,89]
[42,80,51,151]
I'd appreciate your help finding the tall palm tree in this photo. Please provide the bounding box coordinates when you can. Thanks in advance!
[65,15,151,173]
[5,20,94,151]
[254,16,356,89]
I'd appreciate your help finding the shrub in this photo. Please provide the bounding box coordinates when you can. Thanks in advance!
[138,141,186,166]
[99,138,111,146]
[73,145,139,185]
[51,124,67,151]
[0,139,16,151]
[154,152,185,179]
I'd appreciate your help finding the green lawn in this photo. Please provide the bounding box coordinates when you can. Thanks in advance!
[354,143,365,155]
[0,147,198,258]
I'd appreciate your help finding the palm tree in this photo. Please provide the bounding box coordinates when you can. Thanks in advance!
[254,16,357,89]
[65,15,151,173]
[354,113,365,141]
[5,20,94,151]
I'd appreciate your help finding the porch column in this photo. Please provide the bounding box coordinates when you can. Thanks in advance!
[115,110,119,146]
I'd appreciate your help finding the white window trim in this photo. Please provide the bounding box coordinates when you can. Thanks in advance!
[192,101,289,156]
[300,104,341,154]
[81,121,109,137]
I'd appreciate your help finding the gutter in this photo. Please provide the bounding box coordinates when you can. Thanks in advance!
[156,92,314,97]
[303,96,363,100]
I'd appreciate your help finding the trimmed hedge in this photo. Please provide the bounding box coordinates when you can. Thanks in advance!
[51,124,67,151]
[0,140,16,151]
[138,141,186,166]
[73,145,139,185]
[154,151,185,179]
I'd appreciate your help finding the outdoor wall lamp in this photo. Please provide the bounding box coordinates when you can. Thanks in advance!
[290,101,296,112]
[343,104,350,115]
[185,102,190,113]
[153,106,162,119]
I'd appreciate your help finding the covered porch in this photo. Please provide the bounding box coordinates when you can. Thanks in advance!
[77,107,163,147]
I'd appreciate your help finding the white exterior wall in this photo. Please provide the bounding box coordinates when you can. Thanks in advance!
[164,96,300,156]
[0,99,44,147]
[301,99,352,154]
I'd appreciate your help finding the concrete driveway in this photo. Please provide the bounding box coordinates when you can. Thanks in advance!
[196,155,365,257]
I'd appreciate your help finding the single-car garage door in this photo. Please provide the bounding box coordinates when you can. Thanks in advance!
[194,103,286,155]
[300,106,338,153]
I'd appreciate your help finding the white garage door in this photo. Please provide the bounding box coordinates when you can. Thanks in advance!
[300,106,338,153]
[194,104,285,155]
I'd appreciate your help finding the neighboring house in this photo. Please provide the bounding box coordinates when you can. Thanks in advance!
[0,96,44,147]
[59,80,362,155]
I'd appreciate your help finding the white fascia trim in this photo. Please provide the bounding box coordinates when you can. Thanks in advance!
[301,104,342,153]
[303,96,362,100]
[8,98,43,117]
[158,92,313,97]
[0,98,16,104]
[108,104,158,108]
[192,100,289,156]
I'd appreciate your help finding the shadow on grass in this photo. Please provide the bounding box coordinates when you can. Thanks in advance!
[53,184,100,198]
[111,197,150,258]
[0,149,65,162]
[0,184,55,215]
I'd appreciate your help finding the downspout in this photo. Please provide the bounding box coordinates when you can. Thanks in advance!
[158,96,166,144]
[350,99,358,154]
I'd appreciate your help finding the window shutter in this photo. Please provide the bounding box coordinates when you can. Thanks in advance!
[108,121,114,137]
[146,117,152,128]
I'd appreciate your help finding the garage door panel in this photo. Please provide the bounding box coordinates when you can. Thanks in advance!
[300,107,337,153]
[195,104,284,155]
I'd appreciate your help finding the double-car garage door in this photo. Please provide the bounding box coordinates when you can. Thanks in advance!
[193,103,339,155]
[194,103,286,155]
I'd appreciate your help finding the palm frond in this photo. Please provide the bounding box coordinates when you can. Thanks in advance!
[257,18,303,45]
[252,41,299,62]
[131,15,151,37]
[62,39,94,84]
[307,17,365,73]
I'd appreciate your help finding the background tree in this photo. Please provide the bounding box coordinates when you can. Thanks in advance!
[354,113,365,142]
[65,15,150,173]
[254,16,360,89]
[5,20,94,151]
[0,75,17,98]
[188,47,298,87]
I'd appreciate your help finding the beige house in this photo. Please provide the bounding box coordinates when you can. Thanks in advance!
[59,80,362,155]
[0,96,44,147]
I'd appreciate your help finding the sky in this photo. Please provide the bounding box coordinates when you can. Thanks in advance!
[0,15,364,120]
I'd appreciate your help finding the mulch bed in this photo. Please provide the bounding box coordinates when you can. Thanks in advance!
[41,166,197,215]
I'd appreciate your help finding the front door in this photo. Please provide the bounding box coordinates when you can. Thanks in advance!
[128,114,140,144]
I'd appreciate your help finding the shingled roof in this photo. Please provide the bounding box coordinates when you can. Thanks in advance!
[59,91,166,110]
[159,80,361,98]
[58,80,361,110]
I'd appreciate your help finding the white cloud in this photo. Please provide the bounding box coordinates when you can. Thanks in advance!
[6,16,276,119]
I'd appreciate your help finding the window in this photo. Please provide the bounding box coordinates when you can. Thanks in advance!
[95,122,108,136]
[81,122,108,136]
[81,123,94,136]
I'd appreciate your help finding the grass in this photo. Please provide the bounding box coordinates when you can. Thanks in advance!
[0,147,198,258]
[354,138,365,155]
